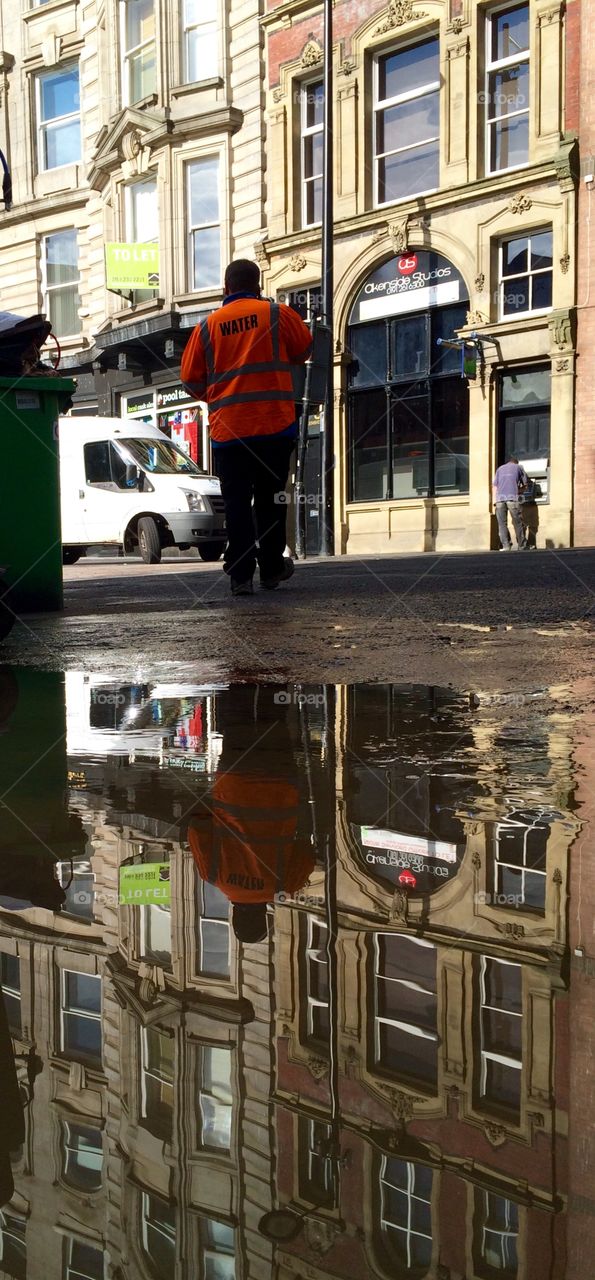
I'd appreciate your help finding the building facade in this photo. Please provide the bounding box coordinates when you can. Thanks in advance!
[263,0,577,554]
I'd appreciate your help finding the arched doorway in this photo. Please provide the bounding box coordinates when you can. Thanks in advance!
[347,253,470,504]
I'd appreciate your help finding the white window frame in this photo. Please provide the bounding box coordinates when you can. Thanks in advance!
[197,1044,233,1152]
[125,177,159,244]
[36,62,81,172]
[60,969,102,1064]
[187,155,222,292]
[373,38,440,208]
[61,1119,104,1191]
[301,79,324,229]
[119,0,157,107]
[139,902,172,968]
[64,1233,105,1279]
[306,1117,334,1200]
[41,228,82,340]
[498,227,553,320]
[380,1157,432,1269]
[197,881,230,978]
[374,934,438,1067]
[200,1218,235,1276]
[142,1193,176,1267]
[480,1190,519,1272]
[494,811,548,907]
[183,0,218,84]
[485,2,530,176]
[0,953,21,1029]
[140,1026,174,1129]
[479,956,522,1103]
[0,1211,26,1275]
[305,915,329,1043]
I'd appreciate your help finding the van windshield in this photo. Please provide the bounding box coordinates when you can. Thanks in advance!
[118,438,205,476]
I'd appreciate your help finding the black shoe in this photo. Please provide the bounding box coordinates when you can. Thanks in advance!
[261,557,295,590]
[231,578,254,596]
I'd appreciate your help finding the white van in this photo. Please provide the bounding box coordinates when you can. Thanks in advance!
[59,417,226,565]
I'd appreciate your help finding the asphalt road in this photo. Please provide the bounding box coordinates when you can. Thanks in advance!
[1,549,593,694]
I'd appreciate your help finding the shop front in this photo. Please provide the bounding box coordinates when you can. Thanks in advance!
[119,384,210,470]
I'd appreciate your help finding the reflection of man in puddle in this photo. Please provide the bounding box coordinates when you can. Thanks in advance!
[187,686,314,943]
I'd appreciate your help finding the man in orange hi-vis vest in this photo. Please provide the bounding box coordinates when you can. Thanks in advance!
[187,685,315,944]
[181,259,312,596]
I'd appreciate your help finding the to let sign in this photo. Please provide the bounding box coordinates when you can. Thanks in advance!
[119,863,171,906]
[105,242,160,290]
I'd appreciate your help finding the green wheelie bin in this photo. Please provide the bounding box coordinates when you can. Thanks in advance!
[0,374,76,612]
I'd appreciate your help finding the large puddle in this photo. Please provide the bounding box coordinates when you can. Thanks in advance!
[0,670,591,1278]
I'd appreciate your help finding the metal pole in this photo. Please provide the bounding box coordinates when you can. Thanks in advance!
[321,0,334,556]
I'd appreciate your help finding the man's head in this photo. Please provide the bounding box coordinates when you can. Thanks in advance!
[224,259,261,298]
[232,902,268,943]
[508,454,519,464]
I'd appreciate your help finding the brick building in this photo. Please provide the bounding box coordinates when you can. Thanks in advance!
[568,0,595,545]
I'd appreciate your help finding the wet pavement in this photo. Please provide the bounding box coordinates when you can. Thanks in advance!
[0,668,593,1279]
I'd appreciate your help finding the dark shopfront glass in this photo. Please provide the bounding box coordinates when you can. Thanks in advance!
[348,304,470,501]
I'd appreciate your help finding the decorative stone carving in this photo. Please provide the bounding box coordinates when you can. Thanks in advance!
[555,358,570,372]
[388,216,409,253]
[466,309,489,327]
[288,254,307,272]
[387,1088,415,1120]
[339,58,356,77]
[509,193,532,214]
[371,225,387,244]
[122,129,143,161]
[472,851,482,870]
[41,34,62,67]
[306,1055,329,1080]
[495,921,525,940]
[304,1217,340,1256]
[560,253,570,274]
[138,977,158,1005]
[549,312,573,350]
[474,272,486,292]
[389,888,408,920]
[272,87,284,103]
[301,38,323,69]
[254,239,269,267]
[375,1,429,34]
[538,5,562,24]
[528,1110,545,1127]
[484,1121,507,1147]
[451,17,465,34]
[554,136,579,191]
[552,867,563,884]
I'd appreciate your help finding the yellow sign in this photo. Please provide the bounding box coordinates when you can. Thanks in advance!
[105,242,160,290]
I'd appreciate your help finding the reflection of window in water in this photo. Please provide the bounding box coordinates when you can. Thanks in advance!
[0,1210,26,1280]
[140,904,172,969]
[60,1119,103,1192]
[142,1192,176,1280]
[140,1027,174,1143]
[195,880,230,977]
[478,957,522,1119]
[88,683,150,731]
[474,1189,519,1279]
[60,970,102,1068]
[302,914,329,1049]
[197,1045,233,1151]
[201,1219,235,1280]
[493,811,548,912]
[298,1116,336,1208]
[0,952,21,1035]
[378,1157,433,1273]
[374,934,438,1090]
[58,859,94,921]
[63,1234,104,1279]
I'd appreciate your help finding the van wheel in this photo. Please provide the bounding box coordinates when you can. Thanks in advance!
[63,547,83,566]
[198,541,226,562]
[138,517,162,564]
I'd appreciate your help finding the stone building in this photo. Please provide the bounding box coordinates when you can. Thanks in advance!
[262,0,577,553]
[0,0,266,466]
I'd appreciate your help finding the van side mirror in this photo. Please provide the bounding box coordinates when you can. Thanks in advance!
[125,463,141,489]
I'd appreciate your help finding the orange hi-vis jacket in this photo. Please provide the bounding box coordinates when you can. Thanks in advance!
[180,296,312,443]
[188,773,315,903]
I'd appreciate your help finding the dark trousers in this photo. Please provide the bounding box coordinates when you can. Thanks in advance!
[214,434,294,582]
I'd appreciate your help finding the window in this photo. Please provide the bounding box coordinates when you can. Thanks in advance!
[60,971,102,1068]
[37,64,81,170]
[0,1211,26,1280]
[140,1027,174,1142]
[125,179,159,303]
[120,0,156,105]
[479,957,522,1116]
[281,283,323,322]
[63,1236,104,1280]
[140,904,172,968]
[301,81,324,227]
[499,229,553,317]
[42,230,82,338]
[183,0,218,83]
[200,1220,235,1280]
[60,1121,103,1192]
[298,1117,336,1208]
[142,1192,176,1280]
[474,1190,519,1279]
[196,880,230,978]
[304,915,330,1048]
[197,1045,233,1151]
[83,440,134,488]
[486,4,530,172]
[58,859,94,921]
[187,157,221,291]
[379,1157,433,1273]
[347,297,470,503]
[374,39,439,204]
[374,934,438,1089]
[1,953,21,1035]
[493,810,548,912]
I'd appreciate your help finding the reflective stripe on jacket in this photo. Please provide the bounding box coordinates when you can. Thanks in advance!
[180,297,312,442]
[188,774,315,902]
